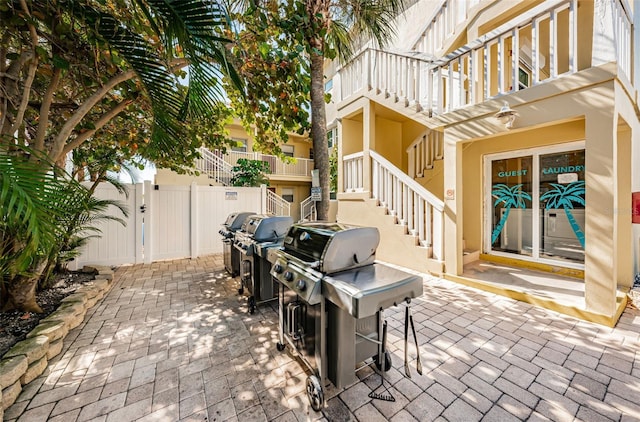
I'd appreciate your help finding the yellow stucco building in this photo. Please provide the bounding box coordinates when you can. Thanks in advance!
[329,0,639,326]
[155,120,314,221]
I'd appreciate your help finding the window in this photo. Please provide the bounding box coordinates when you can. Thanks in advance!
[324,79,333,93]
[231,138,247,152]
[309,148,314,160]
[281,145,294,157]
[327,127,337,149]
[282,188,294,203]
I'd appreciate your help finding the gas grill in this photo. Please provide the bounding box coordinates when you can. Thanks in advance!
[269,222,424,411]
[234,215,293,314]
[219,212,255,277]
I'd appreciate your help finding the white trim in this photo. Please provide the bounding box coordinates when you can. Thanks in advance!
[483,140,586,268]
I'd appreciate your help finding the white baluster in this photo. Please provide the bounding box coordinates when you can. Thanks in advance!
[425,203,432,248]
[433,209,443,260]
[418,199,425,244]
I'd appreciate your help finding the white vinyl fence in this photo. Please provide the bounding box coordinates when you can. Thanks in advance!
[70,181,268,268]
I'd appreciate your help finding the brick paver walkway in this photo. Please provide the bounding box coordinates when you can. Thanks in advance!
[4,255,640,421]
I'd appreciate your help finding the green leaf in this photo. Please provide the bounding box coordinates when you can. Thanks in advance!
[52,55,70,70]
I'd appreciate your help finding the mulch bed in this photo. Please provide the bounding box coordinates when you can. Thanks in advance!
[0,272,96,358]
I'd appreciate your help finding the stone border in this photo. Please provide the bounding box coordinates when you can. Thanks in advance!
[0,266,115,420]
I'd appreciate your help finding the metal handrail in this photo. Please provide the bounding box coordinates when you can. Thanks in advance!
[267,189,291,217]
[300,196,317,222]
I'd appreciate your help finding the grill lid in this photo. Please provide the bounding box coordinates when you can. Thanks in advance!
[241,215,293,242]
[282,222,379,273]
[223,212,255,231]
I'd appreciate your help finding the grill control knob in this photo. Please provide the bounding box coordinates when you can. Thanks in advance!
[284,271,293,282]
[274,264,284,274]
[296,279,306,291]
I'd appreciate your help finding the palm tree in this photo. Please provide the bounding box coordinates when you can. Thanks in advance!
[540,181,586,248]
[291,0,405,220]
[491,183,532,245]
[1,0,241,167]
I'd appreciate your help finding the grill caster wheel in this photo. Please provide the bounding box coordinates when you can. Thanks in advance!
[306,375,324,412]
[276,342,286,352]
[248,296,256,314]
[238,286,244,295]
[374,351,392,372]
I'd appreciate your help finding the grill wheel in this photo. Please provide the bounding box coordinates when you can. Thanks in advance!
[306,375,324,411]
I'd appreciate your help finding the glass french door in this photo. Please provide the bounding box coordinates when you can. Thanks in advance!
[485,142,585,267]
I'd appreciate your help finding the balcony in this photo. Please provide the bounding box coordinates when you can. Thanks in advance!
[222,150,314,180]
[338,0,633,118]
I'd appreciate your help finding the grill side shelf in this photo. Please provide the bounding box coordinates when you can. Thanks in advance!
[322,264,424,318]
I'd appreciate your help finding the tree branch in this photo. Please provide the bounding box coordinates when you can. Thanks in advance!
[33,67,62,155]
[10,0,39,137]
[48,69,136,162]
[61,99,133,156]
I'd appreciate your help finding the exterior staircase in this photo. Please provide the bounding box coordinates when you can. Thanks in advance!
[342,150,444,274]
[336,0,632,273]
[195,147,291,217]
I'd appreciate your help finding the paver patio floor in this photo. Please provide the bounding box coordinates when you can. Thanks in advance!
[4,255,640,421]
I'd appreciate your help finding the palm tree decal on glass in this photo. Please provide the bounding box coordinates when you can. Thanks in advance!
[491,184,532,245]
[540,181,586,248]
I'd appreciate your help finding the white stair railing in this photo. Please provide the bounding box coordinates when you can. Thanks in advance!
[339,0,603,116]
[342,152,365,192]
[370,151,444,261]
[299,196,317,222]
[406,130,444,178]
[267,189,291,217]
[195,147,233,185]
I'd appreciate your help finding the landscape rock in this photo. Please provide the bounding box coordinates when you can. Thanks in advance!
[1,380,21,410]
[94,273,114,282]
[81,265,99,274]
[4,335,49,364]
[60,292,88,305]
[21,355,48,385]
[0,356,28,389]
[27,321,69,343]
[42,307,86,330]
[47,338,64,360]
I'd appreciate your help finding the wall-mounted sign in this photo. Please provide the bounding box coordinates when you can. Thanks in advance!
[445,189,455,200]
[311,186,321,201]
[633,192,640,224]
[225,191,238,200]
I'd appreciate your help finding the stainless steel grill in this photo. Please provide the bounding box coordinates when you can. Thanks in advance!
[219,212,255,277]
[233,215,293,314]
[269,222,424,411]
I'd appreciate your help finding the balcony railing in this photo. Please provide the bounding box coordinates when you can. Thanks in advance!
[339,0,633,117]
[225,150,314,178]
[411,0,481,56]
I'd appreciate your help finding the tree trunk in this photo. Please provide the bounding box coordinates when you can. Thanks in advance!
[3,274,44,313]
[309,46,330,221]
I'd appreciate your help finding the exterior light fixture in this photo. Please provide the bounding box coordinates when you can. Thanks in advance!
[494,102,519,129]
